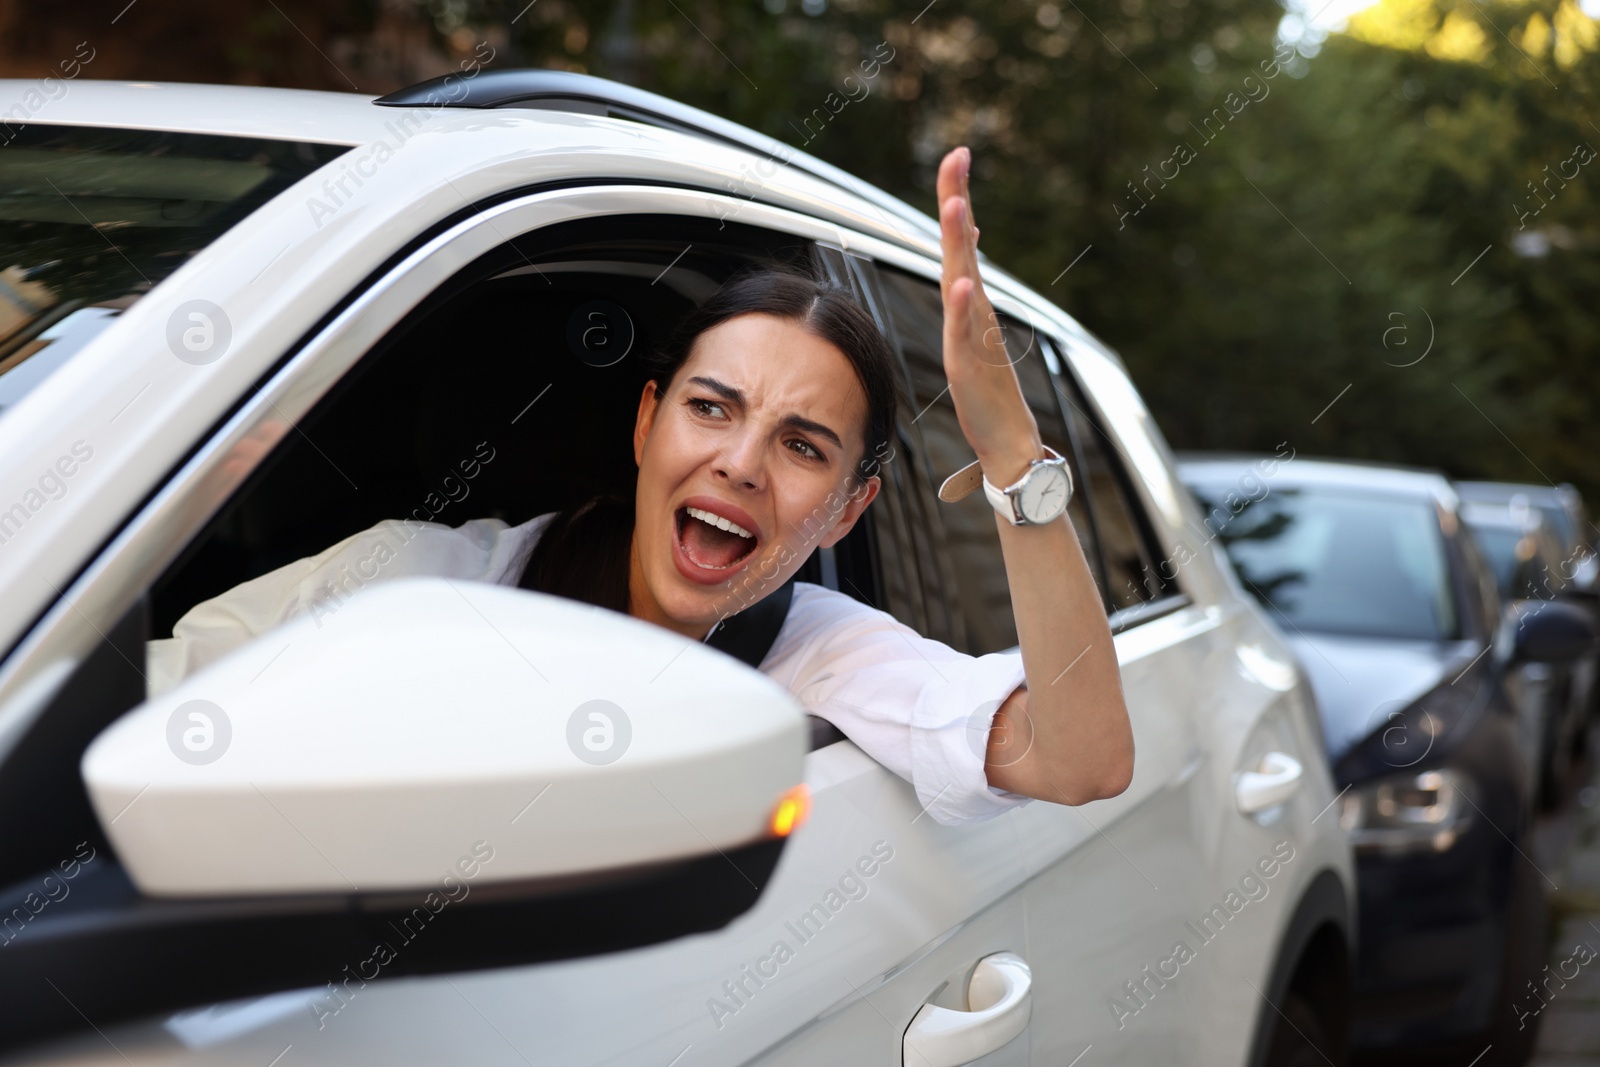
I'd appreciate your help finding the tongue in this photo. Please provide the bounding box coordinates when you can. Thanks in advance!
[682,516,752,569]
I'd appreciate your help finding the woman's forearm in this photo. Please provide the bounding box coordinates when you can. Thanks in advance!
[982,483,1134,805]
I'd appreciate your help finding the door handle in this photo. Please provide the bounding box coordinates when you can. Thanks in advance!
[1235,751,1304,814]
[903,951,1032,1067]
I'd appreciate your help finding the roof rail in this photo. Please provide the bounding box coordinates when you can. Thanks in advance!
[373,68,938,244]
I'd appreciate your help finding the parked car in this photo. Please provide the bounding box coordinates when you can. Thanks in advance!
[1459,498,1599,806]
[0,73,1353,1067]
[1179,455,1596,1059]
[1456,481,1598,593]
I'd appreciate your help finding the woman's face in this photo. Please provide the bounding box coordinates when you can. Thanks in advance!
[631,312,882,639]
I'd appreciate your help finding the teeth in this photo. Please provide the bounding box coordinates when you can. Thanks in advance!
[686,506,754,540]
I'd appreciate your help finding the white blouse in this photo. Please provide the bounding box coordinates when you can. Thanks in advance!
[145,514,1032,826]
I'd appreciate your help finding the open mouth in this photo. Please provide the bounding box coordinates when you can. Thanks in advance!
[675,504,759,573]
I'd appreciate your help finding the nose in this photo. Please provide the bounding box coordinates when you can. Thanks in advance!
[713,427,766,492]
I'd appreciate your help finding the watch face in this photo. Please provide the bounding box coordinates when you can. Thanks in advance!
[1019,464,1070,523]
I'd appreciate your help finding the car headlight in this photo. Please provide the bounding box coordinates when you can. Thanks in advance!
[1339,769,1473,854]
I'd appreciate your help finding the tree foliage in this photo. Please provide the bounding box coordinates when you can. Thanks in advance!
[3,0,1595,496]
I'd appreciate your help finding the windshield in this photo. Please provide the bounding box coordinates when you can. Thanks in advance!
[0,125,347,421]
[1188,483,1458,641]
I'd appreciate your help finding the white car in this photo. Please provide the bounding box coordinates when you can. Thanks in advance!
[0,72,1352,1067]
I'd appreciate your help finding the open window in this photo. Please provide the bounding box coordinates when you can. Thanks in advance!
[152,215,837,633]
[0,211,849,1052]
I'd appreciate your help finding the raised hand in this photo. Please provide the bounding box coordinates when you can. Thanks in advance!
[935,146,1043,488]
[932,146,1134,808]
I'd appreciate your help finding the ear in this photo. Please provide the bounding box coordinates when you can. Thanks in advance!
[819,475,881,548]
[633,380,661,467]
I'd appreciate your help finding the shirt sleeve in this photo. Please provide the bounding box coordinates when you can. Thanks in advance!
[145,515,549,698]
[759,583,1032,826]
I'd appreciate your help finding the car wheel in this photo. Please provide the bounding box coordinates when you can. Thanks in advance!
[1264,991,1340,1067]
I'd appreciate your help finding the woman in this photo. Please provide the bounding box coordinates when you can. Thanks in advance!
[147,148,1134,825]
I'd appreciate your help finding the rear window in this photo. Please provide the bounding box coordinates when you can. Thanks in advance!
[0,125,347,421]
[1190,482,1458,641]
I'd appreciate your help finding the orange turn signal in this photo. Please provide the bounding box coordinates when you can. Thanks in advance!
[769,784,811,838]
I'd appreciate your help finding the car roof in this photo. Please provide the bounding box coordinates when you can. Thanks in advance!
[1175,452,1459,508]
[0,80,392,144]
[1455,480,1575,508]
[1,77,946,248]
[1459,499,1549,531]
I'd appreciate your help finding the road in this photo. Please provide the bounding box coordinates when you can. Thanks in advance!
[1529,749,1600,1065]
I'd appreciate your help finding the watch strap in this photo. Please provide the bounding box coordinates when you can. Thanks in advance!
[937,459,986,503]
[983,472,1021,522]
[938,446,1068,505]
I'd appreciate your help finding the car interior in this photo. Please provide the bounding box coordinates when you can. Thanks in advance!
[149,215,852,640]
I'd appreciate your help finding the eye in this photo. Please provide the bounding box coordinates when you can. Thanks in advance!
[688,397,727,420]
[787,437,822,461]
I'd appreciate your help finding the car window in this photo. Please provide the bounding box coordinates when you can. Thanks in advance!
[0,125,348,422]
[876,264,1100,654]
[1465,522,1527,600]
[1046,358,1172,614]
[147,215,829,645]
[1452,521,1501,639]
[1192,483,1459,641]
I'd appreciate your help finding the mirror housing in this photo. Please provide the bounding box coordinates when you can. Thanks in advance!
[1505,598,1598,665]
[0,580,806,1052]
[84,578,807,896]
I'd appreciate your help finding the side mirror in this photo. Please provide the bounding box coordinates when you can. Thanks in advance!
[1505,598,1598,665]
[7,579,805,1048]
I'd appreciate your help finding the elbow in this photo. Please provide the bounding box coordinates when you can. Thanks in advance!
[1055,737,1135,806]
[1098,742,1135,799]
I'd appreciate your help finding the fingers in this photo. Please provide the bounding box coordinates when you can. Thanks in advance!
[938,158,982,307]
[935,146,965,221]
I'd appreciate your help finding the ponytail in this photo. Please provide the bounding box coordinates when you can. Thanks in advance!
[517,493,635,614]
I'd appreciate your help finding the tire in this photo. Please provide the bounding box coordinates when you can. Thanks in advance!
[1263,991,1340,1067]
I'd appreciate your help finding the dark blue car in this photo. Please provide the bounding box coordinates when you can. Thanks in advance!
[1179,455,1595,1059]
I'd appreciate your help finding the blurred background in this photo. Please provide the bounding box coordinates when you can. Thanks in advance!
[1,0,1595,497]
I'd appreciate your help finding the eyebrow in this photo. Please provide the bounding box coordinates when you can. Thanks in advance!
[685,375,845,452]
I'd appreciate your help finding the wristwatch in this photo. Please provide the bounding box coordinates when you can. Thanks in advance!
[937,445,1073,526]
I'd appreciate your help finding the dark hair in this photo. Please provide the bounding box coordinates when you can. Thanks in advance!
[520,267,900,614]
